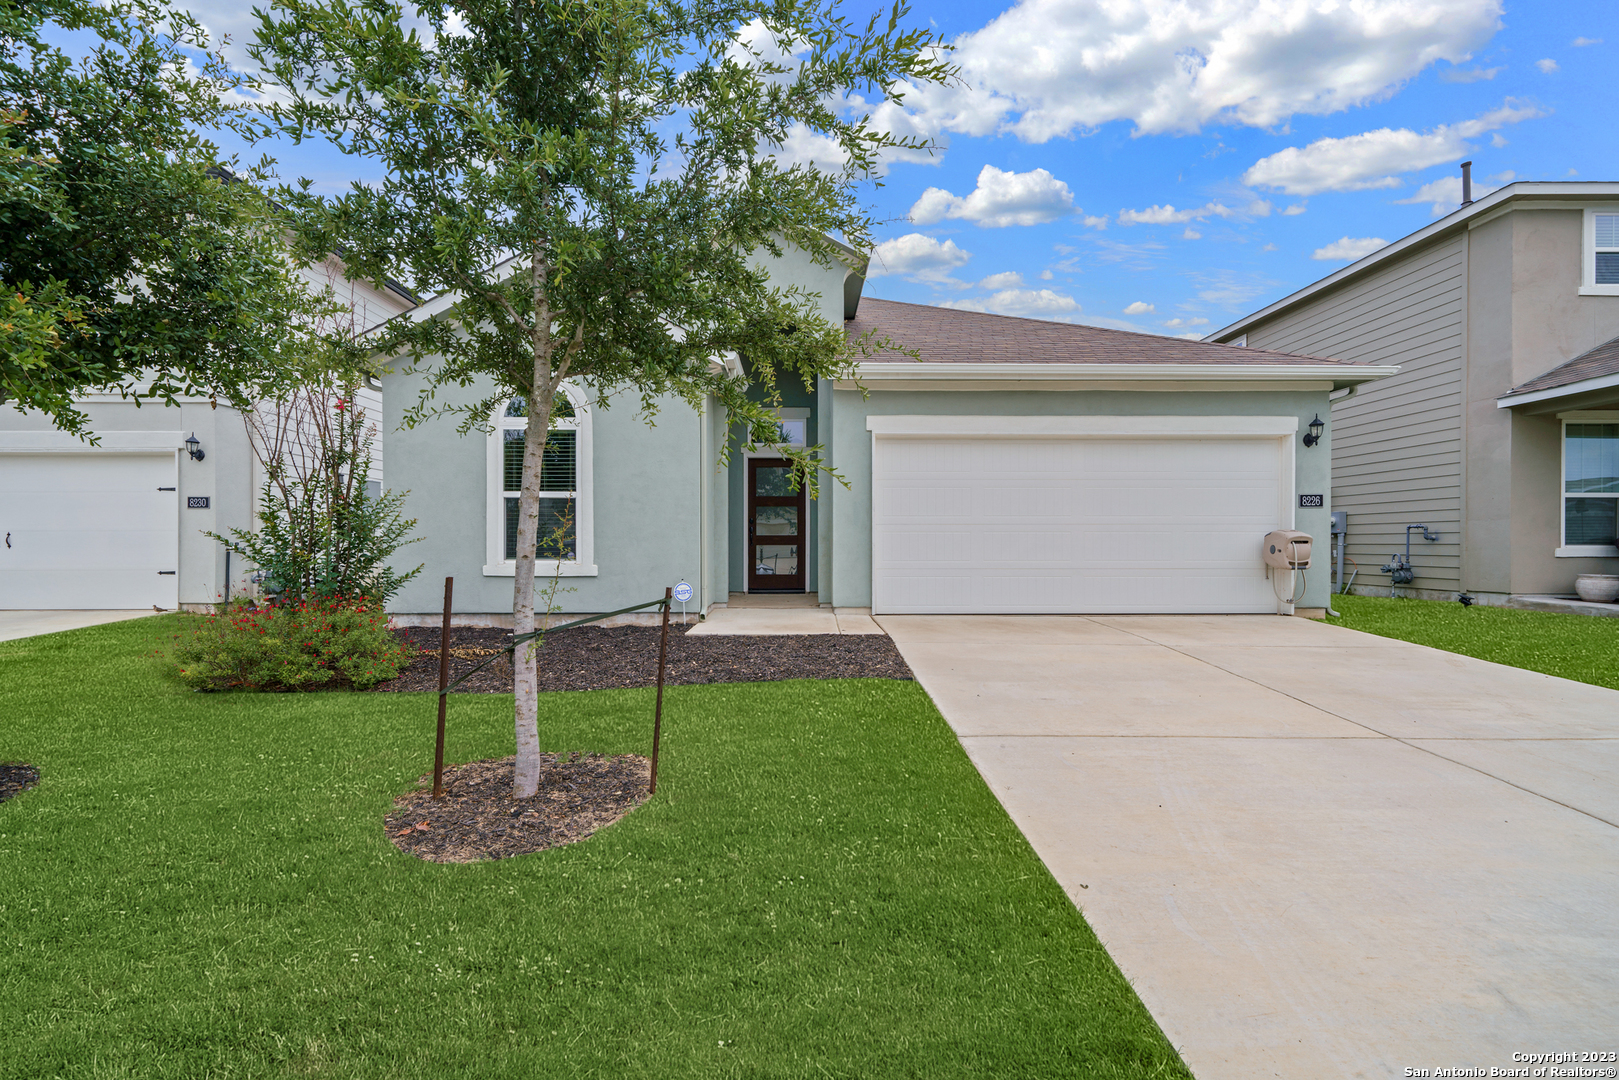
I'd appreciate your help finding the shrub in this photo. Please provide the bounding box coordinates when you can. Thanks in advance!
[168,597,408,692]
[209,385,423,607]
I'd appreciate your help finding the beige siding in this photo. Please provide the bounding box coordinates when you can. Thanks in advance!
[1246,237,1465,594]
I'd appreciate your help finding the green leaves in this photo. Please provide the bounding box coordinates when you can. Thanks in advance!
[0,0,328,435]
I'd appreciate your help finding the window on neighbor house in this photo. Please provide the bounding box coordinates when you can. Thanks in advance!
[1597,214,1619,285]
[499,393,580,562]
[1582,210,1619,294]
[1564,422,1619,549]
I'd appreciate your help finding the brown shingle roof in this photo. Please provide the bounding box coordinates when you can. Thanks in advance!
[846,297,1356,366]
[1506,333,1619,397]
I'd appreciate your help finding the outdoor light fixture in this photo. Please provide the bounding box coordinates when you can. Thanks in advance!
[1302,414,1325,448]
[184,432,205,461]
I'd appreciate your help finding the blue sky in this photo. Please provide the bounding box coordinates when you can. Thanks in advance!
[192,0,1610,338]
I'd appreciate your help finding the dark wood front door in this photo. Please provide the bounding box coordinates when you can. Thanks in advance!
[747,458,806,592]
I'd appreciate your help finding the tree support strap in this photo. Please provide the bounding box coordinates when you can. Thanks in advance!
[439,595,674,694]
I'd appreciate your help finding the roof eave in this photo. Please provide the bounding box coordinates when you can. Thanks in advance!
[1496,371,1619,409]
[844,361,1398,391]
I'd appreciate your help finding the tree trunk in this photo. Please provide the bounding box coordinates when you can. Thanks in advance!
[512,360,557,800]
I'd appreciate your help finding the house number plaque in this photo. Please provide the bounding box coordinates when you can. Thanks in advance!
[1298,494,1324,508]
[187,496,211,509]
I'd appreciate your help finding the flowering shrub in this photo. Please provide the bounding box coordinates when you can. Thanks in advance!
[167,596,407,692]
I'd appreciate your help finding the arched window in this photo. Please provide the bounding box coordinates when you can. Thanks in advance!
[485,384,595,577]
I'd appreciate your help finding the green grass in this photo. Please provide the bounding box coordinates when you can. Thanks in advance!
[0,617,1187,1079]
[1326,593,1619,690]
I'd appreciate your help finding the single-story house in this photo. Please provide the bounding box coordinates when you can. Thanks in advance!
[1207,181,1619,603]
[383,244,1394,621]
[0,260,413,611]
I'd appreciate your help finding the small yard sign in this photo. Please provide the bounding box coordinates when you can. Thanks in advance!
[672,581,693,603]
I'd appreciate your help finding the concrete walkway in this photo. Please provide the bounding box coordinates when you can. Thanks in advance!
[880,614,1619,1079]
[0,609,157,643]
[687,594,883,635]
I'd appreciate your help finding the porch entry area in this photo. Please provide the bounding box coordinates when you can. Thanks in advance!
[746,457,806,593]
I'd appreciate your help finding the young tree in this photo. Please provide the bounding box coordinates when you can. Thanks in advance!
[251,0,952,797]
[0,0,322,436]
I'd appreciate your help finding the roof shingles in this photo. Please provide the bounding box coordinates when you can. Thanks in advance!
[1506,333,1619,397]
[846,297,1359,367]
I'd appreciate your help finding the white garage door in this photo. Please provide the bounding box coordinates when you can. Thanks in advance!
[872,434,1289,614]
[0,454,179,609]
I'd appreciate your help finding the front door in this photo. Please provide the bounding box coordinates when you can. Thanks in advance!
[747,458,806,592]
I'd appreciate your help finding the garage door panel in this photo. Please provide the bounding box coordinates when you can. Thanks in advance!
[1,453,177,609]
[872,434,1286,615]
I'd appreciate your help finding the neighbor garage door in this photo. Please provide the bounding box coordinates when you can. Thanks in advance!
[871,424,1293,614]
[0,453,179,609]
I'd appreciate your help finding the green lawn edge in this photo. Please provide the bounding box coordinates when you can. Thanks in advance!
[1325,593,1619,691]
[0,616,1190,1079]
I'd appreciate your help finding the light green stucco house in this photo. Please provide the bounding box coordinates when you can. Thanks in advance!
[382,244,1393,622]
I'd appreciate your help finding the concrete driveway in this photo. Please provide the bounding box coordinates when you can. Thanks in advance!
[0,609,157,643]
[879,614,1619,1080]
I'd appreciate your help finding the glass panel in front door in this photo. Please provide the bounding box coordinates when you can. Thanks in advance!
[755,466,796,496]
[754,545,799,577]
[754,506,799,536]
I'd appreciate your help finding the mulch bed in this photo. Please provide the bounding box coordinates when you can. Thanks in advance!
[0,763,39,804]
[386,754,650,863]
[373,623,912,694]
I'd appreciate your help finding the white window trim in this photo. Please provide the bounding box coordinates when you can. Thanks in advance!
[1557,412,1619,557]
[484,384,597,577]
[1579,208,1619,296]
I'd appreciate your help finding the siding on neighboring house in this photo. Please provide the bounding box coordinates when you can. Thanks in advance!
[1245,236,1465,594]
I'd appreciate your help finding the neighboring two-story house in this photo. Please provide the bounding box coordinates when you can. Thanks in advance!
[1209,182,1619,604]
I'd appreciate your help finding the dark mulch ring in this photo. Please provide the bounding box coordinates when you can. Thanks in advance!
[386,753,651,863]
[1,763,40,803]
[373,623,913,694]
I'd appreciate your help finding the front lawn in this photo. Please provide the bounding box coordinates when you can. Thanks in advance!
[0,617,1188,1079]
[1326,593,1619,691]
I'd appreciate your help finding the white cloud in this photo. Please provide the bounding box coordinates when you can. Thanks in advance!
[940,288,1082,320]
[1312,236,1389,261]
[1173,332,1206,340]
[1182,227,1202,240]
[1440,65,1502,82]
[767,125,852,173]
[1242,101,1542,195]
[1536,58,1559,74]
[1163,317,1210,328]
[1261,242,1279,251]
[1247,200,1273,217]
[1040,269,1055,280]
[890,0,1502,142]
[1124,301,1155,314]
[868,234,972,285]
[909,165,1076,227]
[1490,133,1508,148]
[1573,37,1602,47]
[1394,175,1499,215]
[1082,215,1109,230]
[978,271,1025,290]
[1118,201,1238,225]
[1282,203,1308,215]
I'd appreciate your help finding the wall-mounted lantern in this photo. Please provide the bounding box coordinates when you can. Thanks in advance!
[1302,414,1325,448]
[184,432,206,461]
